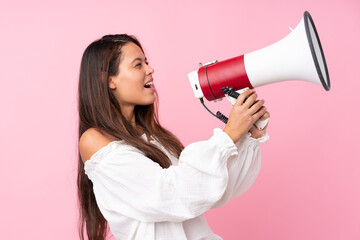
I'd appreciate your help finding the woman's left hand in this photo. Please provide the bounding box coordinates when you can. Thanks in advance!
[249,111,270,139]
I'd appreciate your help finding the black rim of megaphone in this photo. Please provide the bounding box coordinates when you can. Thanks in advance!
[304,11,330,91]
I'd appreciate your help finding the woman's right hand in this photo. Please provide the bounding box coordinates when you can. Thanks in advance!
[223,89,267,143]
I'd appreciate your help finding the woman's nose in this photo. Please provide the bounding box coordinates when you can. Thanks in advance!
[146,65,154,75]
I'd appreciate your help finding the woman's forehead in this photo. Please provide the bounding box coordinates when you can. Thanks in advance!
[122,42,145,62]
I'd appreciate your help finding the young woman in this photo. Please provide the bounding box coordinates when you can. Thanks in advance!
[77,34,269,240]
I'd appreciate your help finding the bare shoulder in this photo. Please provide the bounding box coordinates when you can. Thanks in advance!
[79,128,116,163]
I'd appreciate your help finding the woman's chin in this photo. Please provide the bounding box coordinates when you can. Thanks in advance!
[140,97,156,106]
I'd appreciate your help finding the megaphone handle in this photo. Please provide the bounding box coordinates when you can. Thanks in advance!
[254,118,269,130]
[223,87,269,130]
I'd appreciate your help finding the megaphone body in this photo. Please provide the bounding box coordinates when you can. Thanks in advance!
[188,11,330,103]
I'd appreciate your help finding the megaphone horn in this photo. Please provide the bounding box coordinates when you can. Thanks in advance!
[188,11,330,102]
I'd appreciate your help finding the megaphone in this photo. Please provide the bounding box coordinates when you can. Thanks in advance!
[188,11,330,128]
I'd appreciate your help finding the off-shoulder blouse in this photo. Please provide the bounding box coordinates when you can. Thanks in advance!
[84,128,269,240]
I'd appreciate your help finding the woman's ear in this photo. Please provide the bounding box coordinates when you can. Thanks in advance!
[109,77,116,90]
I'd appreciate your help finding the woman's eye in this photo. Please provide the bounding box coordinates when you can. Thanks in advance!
[135,61,149,67]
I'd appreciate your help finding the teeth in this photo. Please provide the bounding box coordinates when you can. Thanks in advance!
[145,81,153,86]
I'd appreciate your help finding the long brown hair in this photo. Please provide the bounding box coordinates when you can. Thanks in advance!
[77,34,184,240]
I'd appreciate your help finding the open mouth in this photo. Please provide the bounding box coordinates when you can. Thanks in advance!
[144,81,154,88]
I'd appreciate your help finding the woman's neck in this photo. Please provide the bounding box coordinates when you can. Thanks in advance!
[120,104,136,125]
[120,104,149,137]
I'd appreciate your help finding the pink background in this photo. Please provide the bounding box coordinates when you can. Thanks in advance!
[1,0,359,239]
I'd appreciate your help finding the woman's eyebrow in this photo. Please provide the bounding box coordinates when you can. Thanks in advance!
[131,57,147,63]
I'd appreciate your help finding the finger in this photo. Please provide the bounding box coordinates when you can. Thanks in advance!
[252,106,267,121]
[234,89,255,107]
[248,99,264,115]
[249,125,257,133]
[259,111,270,120]
[241,92,258,109]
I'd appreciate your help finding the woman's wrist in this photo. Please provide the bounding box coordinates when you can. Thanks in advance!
[249,131,265,139]
[223,127,245,143]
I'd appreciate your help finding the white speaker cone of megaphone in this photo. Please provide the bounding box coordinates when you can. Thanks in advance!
[245,11,330,91]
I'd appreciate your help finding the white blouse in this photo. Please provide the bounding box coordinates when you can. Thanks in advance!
[84,128,269,240]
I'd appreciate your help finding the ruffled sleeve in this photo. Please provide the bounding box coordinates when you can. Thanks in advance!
[212,132,269,208]
[84,128,238,223]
